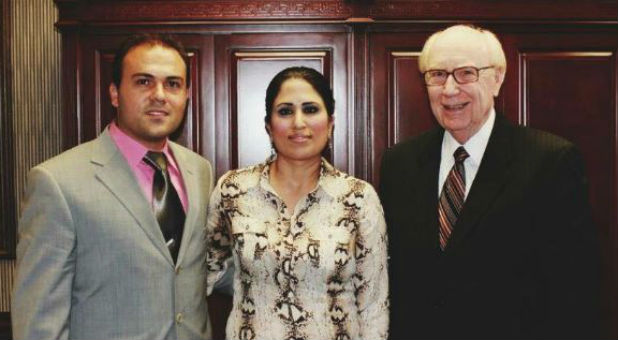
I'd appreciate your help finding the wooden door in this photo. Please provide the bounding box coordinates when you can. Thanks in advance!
[211,30,351,178]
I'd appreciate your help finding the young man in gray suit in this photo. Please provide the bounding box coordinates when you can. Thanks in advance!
[380,25,600,339]
[12,34,214,339]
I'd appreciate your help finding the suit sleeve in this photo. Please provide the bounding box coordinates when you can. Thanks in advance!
[12,166,76,340]
[535,145,601,338]
[356,185,389,340]
[378,148,403,340]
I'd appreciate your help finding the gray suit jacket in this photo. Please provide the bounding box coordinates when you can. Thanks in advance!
[12,129,214,340]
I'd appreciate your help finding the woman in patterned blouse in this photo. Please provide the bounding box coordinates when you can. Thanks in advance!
[206,66,389,340]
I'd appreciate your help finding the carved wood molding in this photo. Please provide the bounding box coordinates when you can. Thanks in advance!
[55,0,618,26]
[56,1,355,24]
[369,0,618,21]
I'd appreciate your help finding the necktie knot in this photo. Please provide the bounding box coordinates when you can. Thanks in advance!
[144,151,168,173]
[454,146,469,164]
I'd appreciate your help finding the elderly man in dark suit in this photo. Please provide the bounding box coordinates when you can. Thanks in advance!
[380,24,600,339]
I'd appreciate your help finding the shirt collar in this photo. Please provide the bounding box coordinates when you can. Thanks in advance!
[108,121,179,171]
[442,108,496,166]
[443,108,495,167]
[258,155,341,199]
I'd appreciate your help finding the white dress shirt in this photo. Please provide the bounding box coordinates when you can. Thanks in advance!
[438,108,496,199]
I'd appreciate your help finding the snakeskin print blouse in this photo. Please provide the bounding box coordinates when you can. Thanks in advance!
[206,157,389,340]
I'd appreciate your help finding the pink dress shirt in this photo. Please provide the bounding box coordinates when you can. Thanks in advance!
[108,122,188,212]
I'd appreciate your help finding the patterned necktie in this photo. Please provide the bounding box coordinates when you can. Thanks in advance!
[143,151,185,263]
[438,146,469,251]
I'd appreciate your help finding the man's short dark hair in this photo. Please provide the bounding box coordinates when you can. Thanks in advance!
[112,33,190,88]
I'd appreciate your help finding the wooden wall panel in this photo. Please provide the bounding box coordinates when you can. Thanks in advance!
[368,32,436,185]
[1,2,63,335]
[390,53,435,146]
[213,31,350,178]
[234,52,327,168]
[521,50,618,336]
[79,35,206,152]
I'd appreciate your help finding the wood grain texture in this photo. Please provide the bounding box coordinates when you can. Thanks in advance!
[54,0,617,25]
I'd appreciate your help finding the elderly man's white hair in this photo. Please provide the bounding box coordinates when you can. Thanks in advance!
[418,24,507,74]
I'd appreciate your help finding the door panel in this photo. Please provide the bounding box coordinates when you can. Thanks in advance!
[519,46,617,336]
[369,32,437,185]
[235,53,327,168]
[213,32,349,178]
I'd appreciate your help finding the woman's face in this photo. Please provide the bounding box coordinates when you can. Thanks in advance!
[267,78,333,163]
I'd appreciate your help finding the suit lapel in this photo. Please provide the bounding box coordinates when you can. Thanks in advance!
[445,114,515,251]
[169,143,198,266]
[91,130,174,266]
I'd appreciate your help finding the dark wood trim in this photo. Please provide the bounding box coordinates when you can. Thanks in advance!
[53,0,617,25]
[1,0,16,259]
[0,312,11,340]
[351,21,370,180]
[55,0,355,25]
[61,29,79,150]
[368,0,618,21]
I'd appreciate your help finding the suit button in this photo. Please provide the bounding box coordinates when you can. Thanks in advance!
[176,312,183,324]
[175,266,181,274]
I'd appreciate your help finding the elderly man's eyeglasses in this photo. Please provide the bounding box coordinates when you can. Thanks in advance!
[423,66,494,86]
